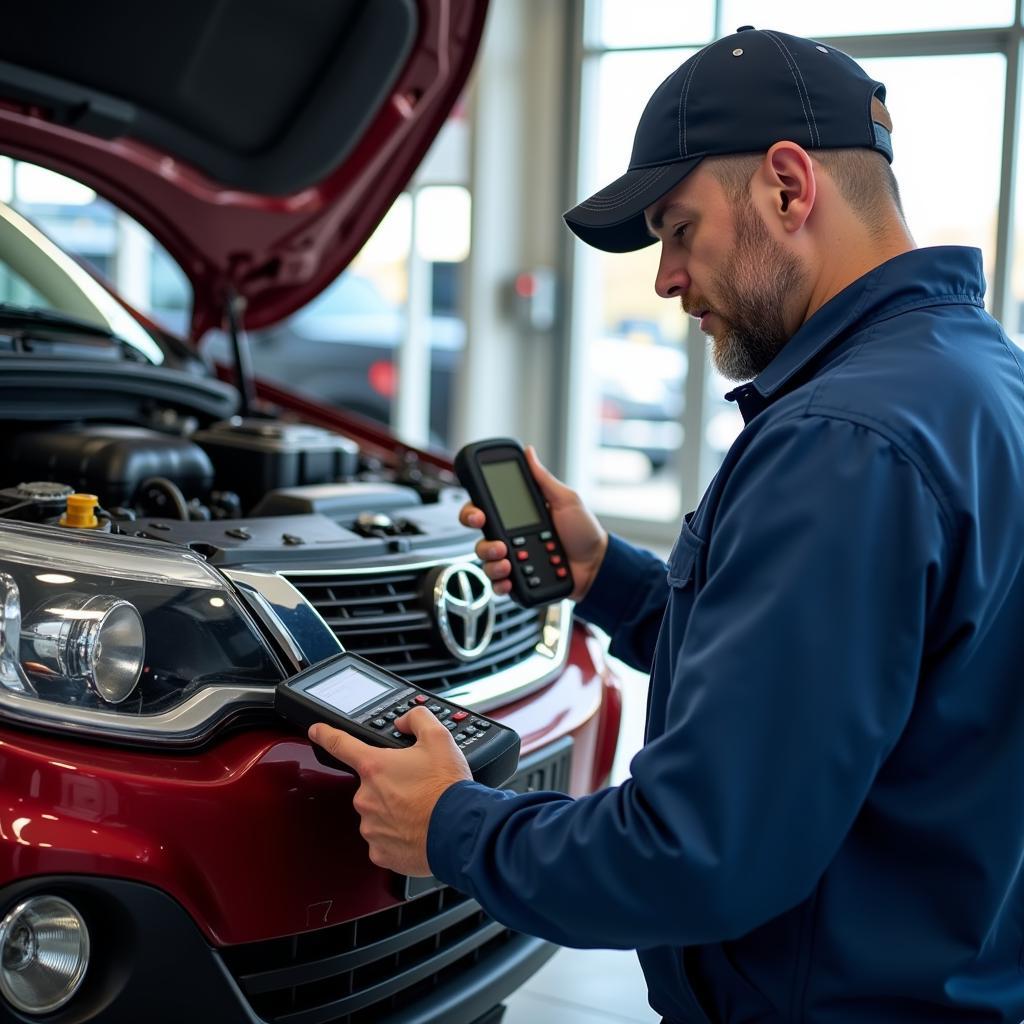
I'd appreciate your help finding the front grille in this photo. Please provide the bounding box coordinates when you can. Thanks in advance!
[287,566,546,690]
[221,741,572,1024]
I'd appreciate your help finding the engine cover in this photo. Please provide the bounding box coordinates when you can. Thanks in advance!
[192,419,360,512]
[6,426,214,506]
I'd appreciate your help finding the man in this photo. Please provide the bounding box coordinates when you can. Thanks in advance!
[310,27,1024,1022]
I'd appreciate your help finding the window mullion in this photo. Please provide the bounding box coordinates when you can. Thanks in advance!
[992,26,1022,324]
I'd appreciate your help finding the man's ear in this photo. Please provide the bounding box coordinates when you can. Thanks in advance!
[757,142,815,232]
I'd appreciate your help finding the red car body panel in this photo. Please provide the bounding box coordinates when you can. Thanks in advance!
[0,0,487,341]
[0,3,628,1015]
[0,630,619,947]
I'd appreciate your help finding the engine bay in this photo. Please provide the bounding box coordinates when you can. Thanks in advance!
[0,412,474,565]
[0,386,562,745]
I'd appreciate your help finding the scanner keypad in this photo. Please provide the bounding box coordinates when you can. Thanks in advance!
[366,693,494,750]
[508,528,570,593]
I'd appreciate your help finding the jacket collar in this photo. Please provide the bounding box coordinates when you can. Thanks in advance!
[725,246,986,424]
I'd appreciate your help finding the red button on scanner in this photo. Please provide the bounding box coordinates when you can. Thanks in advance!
[516,550,530,561]
[451,711,469,721]
[414,695,429,704]
[544,541,557,552]
[556,567,568,578]
[550,555,562,566]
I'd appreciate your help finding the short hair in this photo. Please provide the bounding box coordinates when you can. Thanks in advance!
[705,148,905,239]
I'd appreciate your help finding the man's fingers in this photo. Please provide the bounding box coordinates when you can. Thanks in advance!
[459,502,485,529]
[475,538,507,562]
[482,560,513,593]
[395,705,449,741]
[481,557,511,583]
[395,708,467,772]
[309,722,370,772]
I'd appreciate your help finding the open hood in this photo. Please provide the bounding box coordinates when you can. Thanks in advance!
[0,0,486,339]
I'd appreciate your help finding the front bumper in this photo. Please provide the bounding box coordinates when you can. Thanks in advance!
[0,629,621,1021]
[0,874,556,1024]
[0,744,573,1023]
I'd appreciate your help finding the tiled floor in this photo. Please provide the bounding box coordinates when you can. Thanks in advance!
[503,947,659,1023]
[502,653,658,1023]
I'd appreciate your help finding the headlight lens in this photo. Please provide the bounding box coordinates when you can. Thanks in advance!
[0,895,89,1014]
[22,593,145,704]
[0,522,283,744]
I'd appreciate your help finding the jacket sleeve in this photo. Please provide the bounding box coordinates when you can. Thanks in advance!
[427,415,948,949]
[574,533,671,672]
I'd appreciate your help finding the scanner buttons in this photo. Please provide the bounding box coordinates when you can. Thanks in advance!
[370,697,492,749]
[509,530,569,590]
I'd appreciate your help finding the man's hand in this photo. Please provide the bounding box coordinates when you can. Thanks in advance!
[309,707,472,877]
[460,445,608,603]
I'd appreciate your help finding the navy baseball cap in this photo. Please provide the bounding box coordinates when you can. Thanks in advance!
[564,26,893,253]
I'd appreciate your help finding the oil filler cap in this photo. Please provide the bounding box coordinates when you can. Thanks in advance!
[59,494,99,529]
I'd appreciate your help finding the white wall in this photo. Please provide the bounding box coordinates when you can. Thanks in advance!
[454,0,577,472]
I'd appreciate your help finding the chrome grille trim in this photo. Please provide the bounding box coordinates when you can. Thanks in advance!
[258,555,571,710]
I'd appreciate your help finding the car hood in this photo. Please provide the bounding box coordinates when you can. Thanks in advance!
[0,0,486,339]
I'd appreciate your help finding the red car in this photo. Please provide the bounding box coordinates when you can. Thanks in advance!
[0,3,622,1021]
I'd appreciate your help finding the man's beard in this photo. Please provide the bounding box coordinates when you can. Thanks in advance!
[700,200,807,382]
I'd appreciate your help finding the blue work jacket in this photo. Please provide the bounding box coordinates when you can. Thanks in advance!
[428,246,1024,1022]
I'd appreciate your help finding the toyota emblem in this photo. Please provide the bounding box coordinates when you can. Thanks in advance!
[433,564,495,661]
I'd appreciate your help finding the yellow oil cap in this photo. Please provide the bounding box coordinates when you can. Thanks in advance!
[59,493,100,529]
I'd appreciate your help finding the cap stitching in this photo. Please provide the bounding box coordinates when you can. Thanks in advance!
[579,166,670,207]
[673,56,700,158]
[579,165,663,201]
[679,48,709,158]
[579,165,674,209]
[762,31,816,147]
[579,169,673,210]
[762,31,815,146]
[766,32,820,145]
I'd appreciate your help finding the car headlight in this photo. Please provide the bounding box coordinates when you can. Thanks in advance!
[0,522,283,745]
[22,593,145,705]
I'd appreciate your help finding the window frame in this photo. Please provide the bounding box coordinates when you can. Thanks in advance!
[561,0,1024,544]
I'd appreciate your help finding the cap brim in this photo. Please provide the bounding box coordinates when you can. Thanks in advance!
[563,158,702,253]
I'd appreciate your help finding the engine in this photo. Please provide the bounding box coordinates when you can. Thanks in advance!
[0,410,562,738]
[0,417,468,561]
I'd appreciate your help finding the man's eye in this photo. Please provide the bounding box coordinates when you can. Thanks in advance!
[673,224,688,241]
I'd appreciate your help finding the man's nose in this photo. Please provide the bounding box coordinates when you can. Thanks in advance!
[655,250,689,299]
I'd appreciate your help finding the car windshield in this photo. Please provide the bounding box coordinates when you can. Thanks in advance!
[0,200,164,364]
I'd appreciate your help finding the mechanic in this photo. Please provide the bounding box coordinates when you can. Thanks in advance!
[310,27,1024,1022]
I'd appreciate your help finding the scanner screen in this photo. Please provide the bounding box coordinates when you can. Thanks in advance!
[308,666,393,714]
[481,459,540,531]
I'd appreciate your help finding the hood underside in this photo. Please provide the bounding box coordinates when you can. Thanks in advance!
[0,0,486,338]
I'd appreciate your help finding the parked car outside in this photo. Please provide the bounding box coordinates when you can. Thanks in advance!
[247,269,465,448]
[0,4,622,1022]
[594,331,685,471]
[247,273,685,468]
